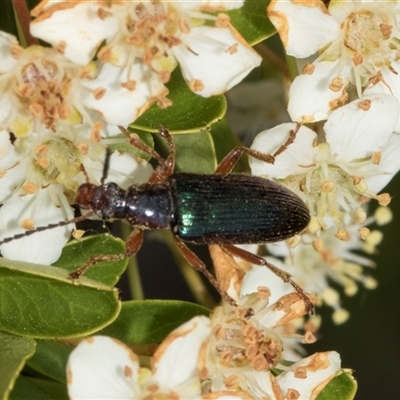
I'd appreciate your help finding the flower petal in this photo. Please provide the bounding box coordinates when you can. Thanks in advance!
[260,293,310,329]
[364,132,400,193]
[277,351,341,399]
[267,0,339,58]
[0,97,14,129]
[249,123,316,179]
[239,370,283,399]
[179,0,244,12]
[81,63,167,127]
[0,31,18,73]
[325,94,400,162]
[67,336,139,400]
[0,186,73,265]
[363,62,400,133]
[288,60,351,123]
[152,316,211,390]
[0,131,26,203]
[205,392,256,400]
[30,2,119,65]
[172,26,261,97]
[83,149,153,189]
[241,262,290,304]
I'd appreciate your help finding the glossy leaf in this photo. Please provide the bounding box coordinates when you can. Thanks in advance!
[227,0,275,45]
[316,370,358,400]
[132,68,226,133]
[0,258,120,338]
[99,300,210,345]
[52,234,127,286]
[0,331,36,400]
[172,131,217,174]
[26,340,72,384]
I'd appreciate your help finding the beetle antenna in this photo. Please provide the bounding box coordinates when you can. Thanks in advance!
[0,212,95,246]
[101,147,112,185]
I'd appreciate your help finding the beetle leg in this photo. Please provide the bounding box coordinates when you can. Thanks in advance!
[215,123,301,174]
[119,125,175,183]
[273,123,300,158]
[174,236,239,309]
[147,127,176,183]
[220,244,315,314]
[124,229,144,257]
[68,229,143,280]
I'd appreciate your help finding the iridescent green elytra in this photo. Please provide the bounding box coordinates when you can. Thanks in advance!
[170,173,310,244]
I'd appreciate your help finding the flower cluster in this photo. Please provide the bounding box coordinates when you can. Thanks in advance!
[237,0,400,323]
[67,248,345,400]
[30,0,261,120]
[0,0,261,264]
[268,0,400,127]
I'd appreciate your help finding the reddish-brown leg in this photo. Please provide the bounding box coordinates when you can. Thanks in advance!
[220,244,314,314]
[119,125,175,183]
[215,123,301,174]
[68,230,144,280]
[174,237,240,308]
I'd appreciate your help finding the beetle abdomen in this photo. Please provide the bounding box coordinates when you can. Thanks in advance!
[170,173,310,244]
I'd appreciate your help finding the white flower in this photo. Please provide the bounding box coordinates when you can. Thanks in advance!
[264,216,383,324]
[268,0,400,127]
[30,0,261,116]
[276,351,342,400]
[67,316,247,400]
[0,128,152,265]
[207,246,315,371]
[201,246,346,399]
[0,33,118,137]
[249,95,400,234]
[79,61,168,128]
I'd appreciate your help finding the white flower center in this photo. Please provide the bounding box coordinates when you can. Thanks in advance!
[208,305,283,373]
[294,143,388,230]
[316,4,400,94]
[101,2,186,74]
[100,2,216,80]
[343,10,391,59]
[332,4,400,92]
[1,45,88,136]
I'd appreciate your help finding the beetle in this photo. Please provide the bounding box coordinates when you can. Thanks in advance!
[0,125,312,311]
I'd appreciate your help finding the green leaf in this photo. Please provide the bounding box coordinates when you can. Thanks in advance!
[0,258,120,338]
[52,234,128,286]
[227,0,275,45]
[26,340,72,384]
[0,331,36,400]
[132,68,226,133]
[316,370,358,400]
[99,300,210,345]
[9,377,68,400]
[173,131,217,174]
